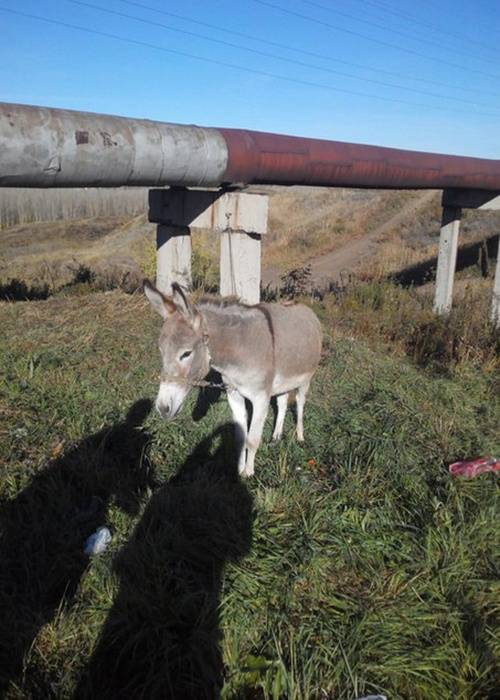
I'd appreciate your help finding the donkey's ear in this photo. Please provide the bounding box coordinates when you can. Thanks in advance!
[144,279,176,319]
[191,311,204,333]
[171,283,193,318]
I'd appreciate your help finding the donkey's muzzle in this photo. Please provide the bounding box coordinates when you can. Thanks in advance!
[155,381,188,421]
[156,402,172,419]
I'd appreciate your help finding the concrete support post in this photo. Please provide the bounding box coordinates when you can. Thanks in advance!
[434,205,462,315]
[149,188,268,303]
[156,225,191,295]
[220,232,262,304]
[491,236,500,328]
[215,191,268,304]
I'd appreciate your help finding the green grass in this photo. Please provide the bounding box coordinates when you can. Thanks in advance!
[0,290,498,699]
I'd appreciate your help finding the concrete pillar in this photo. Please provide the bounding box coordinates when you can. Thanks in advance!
[491,236,500,328]
[156,225,191,295]
[149,188,268,303]
[215,191,268,304]
[434,205,461,315]
[220,232,261,304]
[441,189,500,324]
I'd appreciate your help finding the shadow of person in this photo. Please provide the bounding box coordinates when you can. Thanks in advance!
[191,369,224,423]
[0,399,154,696]
[75,423,253,700]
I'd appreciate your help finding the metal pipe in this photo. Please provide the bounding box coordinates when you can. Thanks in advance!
[1,102,499,190]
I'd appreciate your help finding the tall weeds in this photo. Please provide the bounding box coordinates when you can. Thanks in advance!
[319,279,499,375]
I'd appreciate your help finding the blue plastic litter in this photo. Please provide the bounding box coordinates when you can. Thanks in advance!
[84,526,112,555]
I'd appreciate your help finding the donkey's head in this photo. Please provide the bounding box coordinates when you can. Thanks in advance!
[144,280,210,420]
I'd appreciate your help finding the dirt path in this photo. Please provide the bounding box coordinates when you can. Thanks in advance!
[263,190,436,286]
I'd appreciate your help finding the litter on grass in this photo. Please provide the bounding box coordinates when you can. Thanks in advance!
[84,526,112,555]
[449,456,500,479]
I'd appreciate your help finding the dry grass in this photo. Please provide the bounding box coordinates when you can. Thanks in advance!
[262,187,420,273]
[0,215,157,300]
[358,235,437,280]
[0,215,154,281]
[357,198,500,283]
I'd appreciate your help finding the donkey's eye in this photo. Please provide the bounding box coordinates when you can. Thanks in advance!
[180,350,192,361]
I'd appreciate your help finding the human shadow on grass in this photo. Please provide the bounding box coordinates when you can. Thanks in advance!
[191,369,224,422]
[0,399,154,696]
[75,423,253,700]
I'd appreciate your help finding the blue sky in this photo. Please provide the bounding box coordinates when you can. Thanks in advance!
[1,0,499,157]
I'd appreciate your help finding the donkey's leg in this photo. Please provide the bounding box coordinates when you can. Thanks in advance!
[244,393,270,477]
[227,388,248,474]
[295,379,311,443]
[272,393,288,441]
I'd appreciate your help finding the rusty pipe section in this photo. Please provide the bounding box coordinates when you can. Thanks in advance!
[1,102,500,190]
[220,128,500,190]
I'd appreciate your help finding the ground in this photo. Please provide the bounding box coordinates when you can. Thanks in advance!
[0,285,498,699]
[1,186,498,697]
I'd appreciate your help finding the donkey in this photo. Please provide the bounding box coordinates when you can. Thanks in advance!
[144,280,322,477]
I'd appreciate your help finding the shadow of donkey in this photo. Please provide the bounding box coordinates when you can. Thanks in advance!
[0,399,155,695]
[75,423,253,700]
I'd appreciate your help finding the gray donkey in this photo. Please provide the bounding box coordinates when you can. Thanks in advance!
[144,281,322,477]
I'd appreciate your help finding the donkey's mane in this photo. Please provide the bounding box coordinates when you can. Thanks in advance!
[197,296,262,317]
[198,294,249,308]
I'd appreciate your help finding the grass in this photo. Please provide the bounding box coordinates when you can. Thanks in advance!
[0,286,498,699]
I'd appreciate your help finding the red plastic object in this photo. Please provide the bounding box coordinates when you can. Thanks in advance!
[449,457,500,479]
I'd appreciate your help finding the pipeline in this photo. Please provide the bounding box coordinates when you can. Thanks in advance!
[1,102,499,190]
